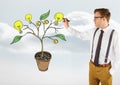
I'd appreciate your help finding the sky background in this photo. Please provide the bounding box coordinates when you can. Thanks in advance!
[0,0,120,85]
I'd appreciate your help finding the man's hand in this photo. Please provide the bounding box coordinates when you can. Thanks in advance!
[62,18,70,29]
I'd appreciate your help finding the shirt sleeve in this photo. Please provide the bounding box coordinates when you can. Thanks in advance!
[67,26,94,40]
[110,31,120,75]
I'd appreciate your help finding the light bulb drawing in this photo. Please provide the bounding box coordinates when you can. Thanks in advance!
[25,14,32,22]
[54,12,64,25]
[13,20,23,33]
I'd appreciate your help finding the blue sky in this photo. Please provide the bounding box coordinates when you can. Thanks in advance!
[0,0,120,85]
[1,0,120,25]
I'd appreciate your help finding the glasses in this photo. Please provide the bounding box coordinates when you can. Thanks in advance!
[94,16,103,19]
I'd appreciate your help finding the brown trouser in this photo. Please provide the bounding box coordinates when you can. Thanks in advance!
[89,61,112,85]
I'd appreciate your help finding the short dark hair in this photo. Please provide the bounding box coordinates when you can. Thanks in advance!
[94,8,111,22]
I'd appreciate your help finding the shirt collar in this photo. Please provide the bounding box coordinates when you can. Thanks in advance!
[99,25,110,32]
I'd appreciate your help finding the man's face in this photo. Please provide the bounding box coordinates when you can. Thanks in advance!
[94,12,103,28]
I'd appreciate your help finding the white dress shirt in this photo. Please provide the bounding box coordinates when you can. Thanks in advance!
[67,25,120,75]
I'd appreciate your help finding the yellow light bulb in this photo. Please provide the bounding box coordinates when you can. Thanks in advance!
[25,14,32,22]
[13,20,23,33]
[53,39,58,44]
[54,12,64,22]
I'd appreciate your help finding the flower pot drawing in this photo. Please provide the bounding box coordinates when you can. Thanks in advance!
[35,51,52,71]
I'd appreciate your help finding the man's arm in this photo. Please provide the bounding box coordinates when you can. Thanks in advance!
[110,31,120,75]
[62,18,94,40]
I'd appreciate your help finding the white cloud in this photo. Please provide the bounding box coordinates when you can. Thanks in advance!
[0,11,120,85]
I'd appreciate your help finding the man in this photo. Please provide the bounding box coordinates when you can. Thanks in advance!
[62,8,120,85]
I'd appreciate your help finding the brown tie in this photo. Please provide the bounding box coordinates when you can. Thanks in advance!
[94,30,104,66]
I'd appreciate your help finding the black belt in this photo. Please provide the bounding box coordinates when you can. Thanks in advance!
[90,60,111,67]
